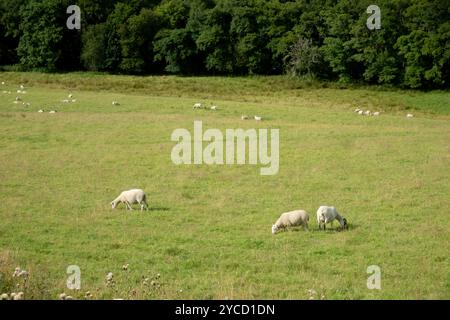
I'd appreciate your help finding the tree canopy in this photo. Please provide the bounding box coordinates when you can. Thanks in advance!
[0,0,449,89]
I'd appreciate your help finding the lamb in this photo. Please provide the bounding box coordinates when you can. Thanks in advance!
[316,206,348,230]
[272,210,310,234]
[111,188,149,211]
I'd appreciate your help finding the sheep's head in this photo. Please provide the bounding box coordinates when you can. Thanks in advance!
[111,201,117,209]
[271,225,278,234]
[342,218,348,229]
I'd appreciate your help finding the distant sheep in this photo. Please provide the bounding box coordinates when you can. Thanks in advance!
[373,111,380,116]
[272,210,310,234]
[112,101,120,106]
[241,115,249,120]
[111,189,149,211]
[210,105,217,110]
[193,102,203,109]
[254,116,262,121]
[316,206,348,230]
[406,113,414,118]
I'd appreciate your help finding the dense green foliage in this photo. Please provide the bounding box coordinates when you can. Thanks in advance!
[0,0,449,88]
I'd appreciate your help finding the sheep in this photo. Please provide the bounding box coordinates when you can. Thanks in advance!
[68,94,73,98]
[112,101,120,106]
[49,110,56,114]
[38,109,44,113]
[354,108,361,113]
[358,110,364,115]
[210,105,217,110]
[241,115,249,120]
[1,81,5,85]
[20,84,25,90]
[15,96,21,101]
[373,111,380,116]
[406,113,414,118]
[111,188,149,211]
[316,206,348,230]
[254,116,262,121]
[62,99,70,103]
[1,293,9,300]
[364,110,371,116]
[193,102,203,109]
[272,210,310,234]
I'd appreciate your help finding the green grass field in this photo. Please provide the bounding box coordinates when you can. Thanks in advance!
[0,72,449,299]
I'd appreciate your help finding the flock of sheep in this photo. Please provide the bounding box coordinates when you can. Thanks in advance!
[272,206,348,234]
[111,189,348,234]
[354,106,414,118]
[192,102,263,121]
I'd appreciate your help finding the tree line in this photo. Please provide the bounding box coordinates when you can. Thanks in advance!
[0,0,449,89]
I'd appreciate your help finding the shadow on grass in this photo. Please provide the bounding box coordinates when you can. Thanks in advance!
[148,206,170,212]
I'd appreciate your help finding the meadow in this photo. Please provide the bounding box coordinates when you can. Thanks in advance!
[0,72,449,299]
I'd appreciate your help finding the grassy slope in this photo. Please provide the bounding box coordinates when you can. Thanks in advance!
[0,72,449,299]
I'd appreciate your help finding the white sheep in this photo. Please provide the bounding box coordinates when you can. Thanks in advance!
[111,188,149,211]
[193,102,203,109]
[241,115,249,120]
[210,105,217,110]
[0,293,9,300]
[272,210,310,234]
[406,113,414,118]
[364,110,371,116]
[354,108,361,113]
[112,101,120,106]
[358,110,364,115]
[68,94,73,98]
[38,109,44,113]
[373,111,380,116]
[254,116,262,121]
[316,206,348,230]
[49,110,56,114]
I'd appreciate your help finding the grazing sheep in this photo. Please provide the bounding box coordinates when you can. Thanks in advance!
[20,84,25,90]
[354,108,361,113]
[38,109,44,113]
[373,111,380,116]
[1,81,4,85]
[49,110,56,114]
[241,115,249,120]
[406,113,414,118]
[272,210,310,234]
[62,99,70,103]
[0,293,9,300]
[254,116,262,121]
[112,101,120,106]
[68,94,73,98]
[111,188,149,211]
[15,96,21,101]
[364,110,371,116]
[210,105,217,110]
[316,206,348,230]
[358,110,364,115]
[193,102,203,109]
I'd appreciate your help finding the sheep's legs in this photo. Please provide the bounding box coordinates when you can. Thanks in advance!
[125,201,133,210]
